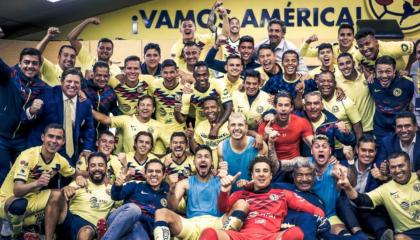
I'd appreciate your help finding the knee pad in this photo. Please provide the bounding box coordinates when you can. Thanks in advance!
[199,228,218,240]
[8,198,28,215]
[283,226,304,240]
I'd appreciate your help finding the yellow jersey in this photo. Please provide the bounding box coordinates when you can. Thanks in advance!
[76,45,122,78]
[0,146,75,199]
[110,115,166,155]
[68,180,114,225]
[108,75,155,115]
[171,33,215,67]
[40,58,62,86]
[162,153,196,183]
[300,41,359,60]
[335,71,375,131]
[148,78,186,144]
[308,65,339,79]
[367,174,420,233]
[125,151,159,181]
[232,90,274,130]
[221,75,242,95]
[181,78,232,124]
[76,155,123,181]
[354,40,414,70]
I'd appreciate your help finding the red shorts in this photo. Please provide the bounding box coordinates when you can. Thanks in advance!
[226,230,279,240]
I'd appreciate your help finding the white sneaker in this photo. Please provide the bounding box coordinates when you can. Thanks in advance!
[1,219,13,237]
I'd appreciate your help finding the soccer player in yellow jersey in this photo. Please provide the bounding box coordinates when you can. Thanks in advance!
[76,131,123,182]
[300,23,358,60]
[162,132,196,183]
[93,95,167,155]
[67,17,121,78]
[148,59,186,144]
[308,43,339,79]
[35,27,77,86]
[355,28,414,71]
[44,152,115,240]
[336,53,375,133]
[317,71,363,142]
[176,62,233,138]
[339,152,420,239]
[232,70,274,130]
[0,124,78,238]
[109,55,155,115]
[123,131,159,181]
[221,55,243,95]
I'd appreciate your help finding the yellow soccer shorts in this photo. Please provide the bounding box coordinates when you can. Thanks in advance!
[177,215,224,240]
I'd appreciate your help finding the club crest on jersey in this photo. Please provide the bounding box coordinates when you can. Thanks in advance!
[332,105,339,113]
[393,88,402,97]
[161,198,168,207]
[159,108,167,116]
[269,194,279,201]
[257,106,264,114]
[175,94,182,102]
[147,127,154,134]
[183,168,191,176]
[413,183,420,192]
[400,201,410,210]
[121,104,131,113]
[137,87,144,93]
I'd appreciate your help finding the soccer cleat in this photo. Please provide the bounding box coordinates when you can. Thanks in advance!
[96,218,107,239]
[1,219,13,237]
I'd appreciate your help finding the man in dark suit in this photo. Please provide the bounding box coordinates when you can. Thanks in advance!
[24,68,95,166]
[376,111,420,172]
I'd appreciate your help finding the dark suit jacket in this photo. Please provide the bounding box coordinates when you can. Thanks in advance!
[24,86,95,165]
[376,132,420,171]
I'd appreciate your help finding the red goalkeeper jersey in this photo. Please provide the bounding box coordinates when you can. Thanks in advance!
[218,187,325,233]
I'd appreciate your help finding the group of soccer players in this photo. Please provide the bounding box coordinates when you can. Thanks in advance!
[0,0,419,239]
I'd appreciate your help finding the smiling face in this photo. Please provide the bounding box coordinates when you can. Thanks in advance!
[180,20,196,41]
[228,116,248,140]
[137,98,155,120]
[61,73,81,98]
[162,66,178,87]
[134,134,153,156]
[58,47,76,70]
[194,149,213,178]
[229,18,240,35]
[375,63,396,88]
[389,155,411,184]
[293,167,314,192]
[193,65,210,89]
[282,52,298,76]
[268,23,284,46]
[145,161,165,189]
[395,117,417,144]
[337,55,355,78]
[357,35,379,60]
[303,94,323,122]
[183,45,201,67]
[88,156,107,184]
[251,162,272,190]
[170,136,187,158]
[202,99,220,124]
[124,60,141,83]
[225,58,243,79]
[97,42,113,62]
[144,48,161,69]
[338,28,354,50]
[93,66,110,89]
[19,55,41,79]
[41,128,65,155]
[96,134,115,156]
[356,141,376,166]
[318,48,334,68]
[239,41,254,62]
[244,76,260,96]
[317,73,336,98]
[311,139,332,167]
[258,48,276,73]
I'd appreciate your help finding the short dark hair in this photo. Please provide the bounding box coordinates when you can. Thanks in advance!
[58,45,76,56]
[61,68,83,82]
[389,152,410,164]
[93,61,109,73]
[193,61,208,72]
[194,145,213,160]
[338,23,354,34]
[98,130,115,140]
[229,17,240,24]
[170,132,188,143]
[201,95,220,108]
[134,131,154,150]
[375,55,396,70]
[19,48,41,63]
[87,152,107,166]
[337,52,354,62]
[395,111,417,126]
[97,38,113,48]
[144,43,161,56]
[244,69,261,83]
[318,43,333,54]
[357,134,376,149]
[137,95,156,109]
[355,28,375,41]
[162,59,177,69]
[124,55,141,67]
[145,158,166,172]
[43,123,65,135]
[225,54,243,66]
[239,35,254,46]
[181,18,195,25]
[317,70,336,82]
[257,44,274,56]
[183,41,200,49]
[268,18,286,33]
[282,50,299,63]
[249,156,275,175]
[274,90,293,106]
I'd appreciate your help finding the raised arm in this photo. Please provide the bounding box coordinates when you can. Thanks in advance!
[36,27,60,54]
[67,17,100,54]
[167,178,188,210]
[92,110,111,125]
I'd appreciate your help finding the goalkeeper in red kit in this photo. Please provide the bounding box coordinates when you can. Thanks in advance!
[199,156,326,240]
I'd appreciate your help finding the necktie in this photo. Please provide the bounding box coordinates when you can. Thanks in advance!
[64,98,74,157]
